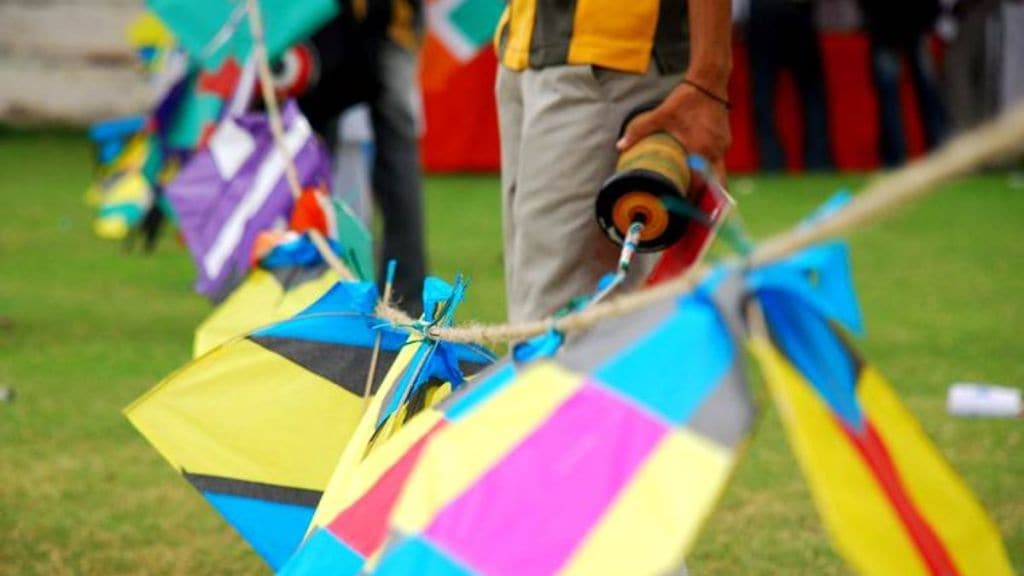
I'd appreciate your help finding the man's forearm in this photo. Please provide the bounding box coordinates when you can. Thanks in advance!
[616,0,733,175]
[686,0,733,96]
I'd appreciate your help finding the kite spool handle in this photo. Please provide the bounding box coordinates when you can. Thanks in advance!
[595,106,693,252]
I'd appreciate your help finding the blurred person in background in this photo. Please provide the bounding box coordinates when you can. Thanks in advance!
[998,0,1024,113]
[329,106,375,228]
[295,0,427,315]
[939,0,1001,135]
[858,0,948,166]
[748,0,834,170]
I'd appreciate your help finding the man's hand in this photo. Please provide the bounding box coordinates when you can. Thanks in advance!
[617,0,734,180]
[615,81,732,180]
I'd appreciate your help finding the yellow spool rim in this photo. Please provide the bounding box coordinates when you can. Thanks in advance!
[612,191,669,242]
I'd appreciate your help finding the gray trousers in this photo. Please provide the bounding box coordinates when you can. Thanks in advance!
[371,39,427,316]
[497,64,681,323]
[1001,1,1024,112]
[943,0,1000,135]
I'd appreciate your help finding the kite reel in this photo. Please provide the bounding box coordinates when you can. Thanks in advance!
[594,106,735,287]
[595,107,699,253]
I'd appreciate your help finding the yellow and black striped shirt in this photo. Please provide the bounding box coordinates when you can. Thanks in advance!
[495,0,690,74]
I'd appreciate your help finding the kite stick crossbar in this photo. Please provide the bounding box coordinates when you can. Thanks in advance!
[363,262,396,409]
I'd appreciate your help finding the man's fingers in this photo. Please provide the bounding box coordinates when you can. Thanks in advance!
[665,126,727,182]
[616,111,658,151]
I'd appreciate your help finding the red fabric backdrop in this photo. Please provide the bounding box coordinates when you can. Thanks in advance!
[419,33,930,173]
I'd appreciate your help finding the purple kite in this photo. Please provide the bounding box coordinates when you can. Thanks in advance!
[166,101,330,299]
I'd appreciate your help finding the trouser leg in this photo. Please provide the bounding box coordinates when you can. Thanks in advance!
[787,2,833,170]
[1000,2,1024,110]
[497,65,524,320]
[870,42,907,166]
[944,8,989,134]
[370,38,427,316]
[749,2,786,171]
[500,65,679,323]
[332,107,375,228]
[907,37,948,149]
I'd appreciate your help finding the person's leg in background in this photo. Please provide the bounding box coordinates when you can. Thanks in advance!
[869,40,908,166]
[369,37,427,316]
[788,0,834,170]
[332,106,376,228]
[748,0,787,171]
[1000,0,1024,112]
[499,65,679,323]
[907,35,948,149]
[943,0,1000,135]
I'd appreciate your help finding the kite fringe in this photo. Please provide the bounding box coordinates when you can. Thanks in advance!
[248,0,1024,346]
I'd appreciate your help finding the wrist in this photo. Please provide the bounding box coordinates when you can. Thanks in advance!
[685,58,732,95]
[679,78,731,110]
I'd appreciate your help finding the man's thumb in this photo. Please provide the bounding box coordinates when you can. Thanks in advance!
[616,111,657,151]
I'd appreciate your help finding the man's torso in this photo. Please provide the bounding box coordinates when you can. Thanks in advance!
[495,0,690,74]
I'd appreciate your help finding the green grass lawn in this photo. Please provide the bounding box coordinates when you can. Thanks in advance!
[0,131,1021,575]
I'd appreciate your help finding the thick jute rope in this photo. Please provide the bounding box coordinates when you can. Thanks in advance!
[377,101,1024,345]
[245,1,1024,345]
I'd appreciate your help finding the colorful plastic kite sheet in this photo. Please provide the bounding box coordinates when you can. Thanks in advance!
[192,262,340,357]
[86,126,163,240]
[255,186,375,281]
[86,13,241,241]
[287,296,507,576]
[147,0,338,70]
[282,239,1013,575]
[195,181,374,356]
[127,11,175,71]
[87,116,147,174]
[747,243,1014,576]
[160,64,236,154]
[126,279,493,570]
[282,274,757,575]
[166,101,331,300]
[92,169,156,240]
[430,0,505,61]
[421,0,505,91]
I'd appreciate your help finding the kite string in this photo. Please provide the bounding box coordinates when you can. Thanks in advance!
[246,0,301,200]
[246,0,355,282]
[308,228,356,281]
[244,0,1024,345]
